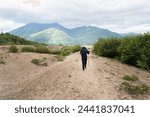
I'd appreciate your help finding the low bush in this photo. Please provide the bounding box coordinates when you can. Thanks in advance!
[0,56,5,64]
[35,46,50,54]
[49,50,62,55]
[31,58,48,66]
[70,45,81,53]
[9,45,18,53]
[21,46,35,52]
[123,75,139,81]
[121,82,149,95]
[93,38,121,58]
[22,46,50,54]
[61,45,81,56]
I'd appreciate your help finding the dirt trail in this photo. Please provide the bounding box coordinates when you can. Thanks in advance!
[0,46,150,99]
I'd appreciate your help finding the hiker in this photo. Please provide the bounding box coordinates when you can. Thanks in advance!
[80,47,90,70]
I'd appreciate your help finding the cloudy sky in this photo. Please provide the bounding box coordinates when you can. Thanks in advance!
[0,0,150,33]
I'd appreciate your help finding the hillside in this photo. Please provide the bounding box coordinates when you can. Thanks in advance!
[28,28,73,45]
[10,23,121,45]
[0,33,43,45]
[0,46,150,99]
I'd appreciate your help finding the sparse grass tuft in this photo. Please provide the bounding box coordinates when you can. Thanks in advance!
[55,54,65,61]
[123,75,139,81]
[31,58,48,66]
[9,45,18,53]
[121,81,150,95]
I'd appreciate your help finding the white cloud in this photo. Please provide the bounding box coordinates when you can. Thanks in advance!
[23,0,40,7]
[0,18,24,32]
[0,0,150,33]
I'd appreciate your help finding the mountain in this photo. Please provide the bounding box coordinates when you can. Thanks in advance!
[10,23,67,36]
[10,23,121,45]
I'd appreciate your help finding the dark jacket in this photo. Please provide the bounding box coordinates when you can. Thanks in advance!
[80,47,89,59]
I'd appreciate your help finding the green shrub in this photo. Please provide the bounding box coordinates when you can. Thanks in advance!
[123,75,139,81]
[93,38,121,58]
[21,46,35,52]
[0,57,5,64]
[9,45,18,53]
[49,50,62,55]
[136,33,150,70]
[61,45,81,56]
[35,46,50,54]
[61,49,71,56]
[70,45,81,53]
[52,45,81,61]
[31,58,48,66]
[121,82,149,95]
[31,58,40,65]
[118,36,140,65]
[22,46,50,54]
[118,33,150,70]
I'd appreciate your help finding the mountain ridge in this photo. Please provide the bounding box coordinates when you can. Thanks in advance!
[10,23,121,45]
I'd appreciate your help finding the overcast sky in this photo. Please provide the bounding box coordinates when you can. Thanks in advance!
[0,0,150,33]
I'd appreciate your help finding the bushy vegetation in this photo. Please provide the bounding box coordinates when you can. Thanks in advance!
[22,45,80,55]
[21,46,51,54]
[35,46,50,54]
[94,32,150,70]
[93,38,121,58]
[123,75,139,81]
[9,45,18,53]
[55,45,81,61]
[21,46,35,52]
[61,45,81,56]
[121,81,149,95]
[31,58,48,66]
[49,50,62,55]
[0,33,44,45]
[22,45,81,61]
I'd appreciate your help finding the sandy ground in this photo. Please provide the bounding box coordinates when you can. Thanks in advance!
[0,46,150,100]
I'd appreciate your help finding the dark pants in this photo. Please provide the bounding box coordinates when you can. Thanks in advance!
[82,57,87,70]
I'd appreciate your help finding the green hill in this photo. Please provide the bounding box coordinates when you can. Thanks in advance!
[27,28,73,45]
[0,33,43,45]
